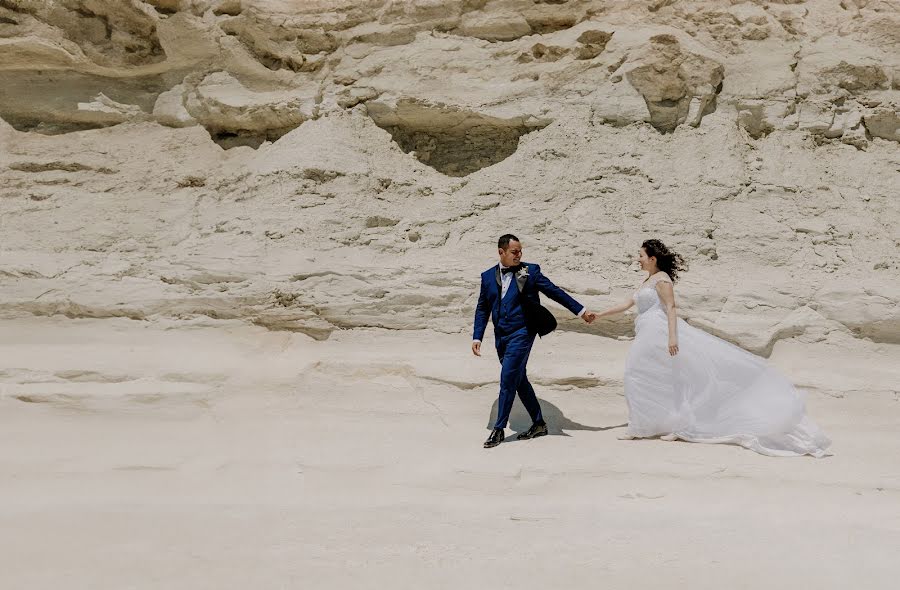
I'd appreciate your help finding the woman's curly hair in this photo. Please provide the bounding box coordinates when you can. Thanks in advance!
[642,239,687,283]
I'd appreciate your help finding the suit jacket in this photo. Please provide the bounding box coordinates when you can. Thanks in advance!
[472,262,583,341]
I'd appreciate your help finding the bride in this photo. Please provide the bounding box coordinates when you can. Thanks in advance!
[596,239,831,457]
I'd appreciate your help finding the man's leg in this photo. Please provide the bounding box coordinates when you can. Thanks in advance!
[493,328,532,430]
[516,369,544,426]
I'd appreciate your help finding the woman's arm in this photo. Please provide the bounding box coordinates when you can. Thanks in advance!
[595,298,635,319]
[656,281,679,356]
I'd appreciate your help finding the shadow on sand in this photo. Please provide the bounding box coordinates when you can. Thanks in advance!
[486,397,626,440]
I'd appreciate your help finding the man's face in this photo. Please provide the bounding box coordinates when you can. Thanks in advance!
[498,240,522,267]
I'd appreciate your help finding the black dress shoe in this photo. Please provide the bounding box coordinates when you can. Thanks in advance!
[484,428,505,448]
[516,422,549,440]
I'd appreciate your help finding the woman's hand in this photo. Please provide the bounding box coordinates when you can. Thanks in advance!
[668,337,679,356]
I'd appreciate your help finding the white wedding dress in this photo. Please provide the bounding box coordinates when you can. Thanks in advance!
[622,273,831,457]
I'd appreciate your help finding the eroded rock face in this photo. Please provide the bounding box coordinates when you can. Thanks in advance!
[5,0,167,68]
[367,100,551,176]
[623,33,724,132]
[0,0,898,358]
[181,71,315,148]
[1,0,898,149]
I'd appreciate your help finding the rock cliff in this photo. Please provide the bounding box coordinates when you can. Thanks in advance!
[1,0,898,356]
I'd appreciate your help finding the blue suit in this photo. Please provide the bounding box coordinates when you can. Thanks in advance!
[473,263,583,429]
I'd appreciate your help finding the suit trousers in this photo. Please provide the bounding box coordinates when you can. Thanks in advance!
[494,327,544,429]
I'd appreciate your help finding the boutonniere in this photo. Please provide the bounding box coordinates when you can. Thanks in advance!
[516,265,529,279]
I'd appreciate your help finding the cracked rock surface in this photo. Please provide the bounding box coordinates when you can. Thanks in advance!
[1,0,897,353]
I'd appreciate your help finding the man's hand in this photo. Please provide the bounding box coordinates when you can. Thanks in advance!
[472,341,482,356]
[582,311,597,324]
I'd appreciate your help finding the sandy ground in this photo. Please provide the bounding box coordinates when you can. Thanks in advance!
[0,317,898,589]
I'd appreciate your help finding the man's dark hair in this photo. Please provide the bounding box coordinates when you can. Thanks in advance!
[498,234,520,249]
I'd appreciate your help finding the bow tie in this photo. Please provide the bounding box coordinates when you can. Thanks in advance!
[501,266,519,274]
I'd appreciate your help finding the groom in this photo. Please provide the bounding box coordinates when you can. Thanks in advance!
[472,234,596,448]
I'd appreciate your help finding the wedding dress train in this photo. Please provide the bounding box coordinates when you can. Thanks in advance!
[622,273,831,457]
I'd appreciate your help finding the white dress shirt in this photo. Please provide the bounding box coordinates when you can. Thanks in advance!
[499,263,514,298]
